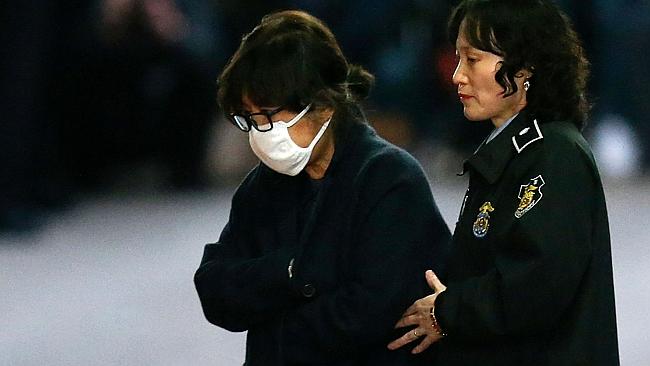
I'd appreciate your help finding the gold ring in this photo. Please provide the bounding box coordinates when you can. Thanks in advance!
[413,329,419,338]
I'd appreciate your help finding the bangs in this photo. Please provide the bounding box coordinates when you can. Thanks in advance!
[217,9,358,125]
[448,1,506,56]
[218,31,312,114]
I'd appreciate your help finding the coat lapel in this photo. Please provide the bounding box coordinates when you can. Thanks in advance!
[298,178,331,246]
[266,116,369,250]
[297,118,368,246]
[264,168,301,249]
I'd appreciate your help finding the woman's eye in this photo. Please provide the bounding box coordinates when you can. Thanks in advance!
[467,57,478,64]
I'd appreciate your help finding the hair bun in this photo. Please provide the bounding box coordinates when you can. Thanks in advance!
[345,64,375,101]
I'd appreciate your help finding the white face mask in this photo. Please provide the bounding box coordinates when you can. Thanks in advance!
[248,104,330,176]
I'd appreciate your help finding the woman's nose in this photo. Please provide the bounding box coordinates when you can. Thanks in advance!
[452,61,467,86]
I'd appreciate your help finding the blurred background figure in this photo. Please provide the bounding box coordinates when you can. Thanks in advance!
[60,0,216,191]
[1,0,220,232]
[0,0,70,233]
[587,0,650,179]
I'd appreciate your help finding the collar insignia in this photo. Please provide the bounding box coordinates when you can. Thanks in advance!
[473,201,494,238]
[512,119,543,153]
[515,175,546,218]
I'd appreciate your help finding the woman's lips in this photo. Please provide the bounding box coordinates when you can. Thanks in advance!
[458,93,473,100]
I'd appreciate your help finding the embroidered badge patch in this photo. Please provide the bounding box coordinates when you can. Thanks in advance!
[473,202,494,238]
[515,175,546,218]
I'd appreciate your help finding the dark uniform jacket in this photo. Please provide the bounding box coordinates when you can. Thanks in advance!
[434,111,619,365]
[194,116,450,366]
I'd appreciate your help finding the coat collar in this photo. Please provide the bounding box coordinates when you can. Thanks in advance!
[320,110,372,179]
[463,111,543,184]
[295,114,371,244]
[265,111,371,247]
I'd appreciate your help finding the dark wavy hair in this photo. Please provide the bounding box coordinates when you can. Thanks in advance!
[448,0,590,128]
[217,10,374,135]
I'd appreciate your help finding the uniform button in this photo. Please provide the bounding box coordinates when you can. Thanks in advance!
[301,284,316,298]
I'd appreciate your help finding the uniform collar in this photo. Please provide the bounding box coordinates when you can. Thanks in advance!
[486,113,518,143]
[462,110,543,184]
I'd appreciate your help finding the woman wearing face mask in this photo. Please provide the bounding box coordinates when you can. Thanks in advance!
[388,1,619,365]
[193,10,450,366]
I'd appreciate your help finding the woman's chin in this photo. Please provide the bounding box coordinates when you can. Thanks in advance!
[463,110,486,122]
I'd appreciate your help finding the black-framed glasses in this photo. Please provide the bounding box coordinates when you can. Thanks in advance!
[227,106,284,132]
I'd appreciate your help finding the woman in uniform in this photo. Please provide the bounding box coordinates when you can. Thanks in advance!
[388,1,619,364]
[193,10,450,366]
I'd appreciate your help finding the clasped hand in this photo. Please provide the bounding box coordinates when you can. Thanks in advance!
[387,270,446,354]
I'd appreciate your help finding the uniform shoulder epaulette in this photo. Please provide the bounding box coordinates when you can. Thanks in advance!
[512,119,543,153]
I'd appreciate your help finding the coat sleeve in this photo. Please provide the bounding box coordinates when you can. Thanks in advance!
[193,174,298,332]
[436,142,598,340]
[280,160,451,363]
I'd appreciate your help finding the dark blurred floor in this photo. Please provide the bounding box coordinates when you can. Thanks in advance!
[1,177,648,365]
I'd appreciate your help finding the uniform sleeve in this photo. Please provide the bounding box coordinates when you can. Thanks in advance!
[436,143,597,340]
[280,164,451,363]
[193,179,298,332]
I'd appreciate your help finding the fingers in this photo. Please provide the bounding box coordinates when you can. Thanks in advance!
[388,328,443,353]
[401,294,436,319]
[387,329,420,350]
[394,314,419,329]
[425,270,436,290]
[401,303,417,317]
[411,334,440,354]
[426,270,446,293]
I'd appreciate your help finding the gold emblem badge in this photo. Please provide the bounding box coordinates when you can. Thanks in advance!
[473,202,494,238]
[515,175,545,218]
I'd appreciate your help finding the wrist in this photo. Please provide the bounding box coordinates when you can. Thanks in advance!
[429,293,447,337]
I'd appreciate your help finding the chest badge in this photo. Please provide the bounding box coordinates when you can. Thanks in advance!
[473,201,494,238]
[515,175,546,218]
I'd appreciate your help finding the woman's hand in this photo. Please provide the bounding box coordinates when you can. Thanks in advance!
[387,270,447,354]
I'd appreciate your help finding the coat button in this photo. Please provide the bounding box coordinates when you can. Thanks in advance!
[301,284,316,298]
